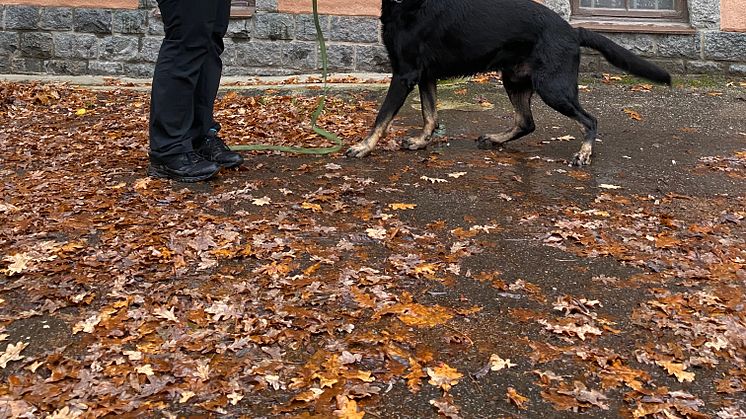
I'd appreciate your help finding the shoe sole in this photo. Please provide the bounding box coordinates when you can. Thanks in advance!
[147,165,219,183]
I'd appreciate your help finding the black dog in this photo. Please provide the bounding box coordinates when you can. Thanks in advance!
[345,0,671,166]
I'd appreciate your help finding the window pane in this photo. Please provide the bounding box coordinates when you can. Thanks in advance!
[593,0,625,8]
[630,0,676,9]
[581,0,592,6]
[658,0,675,9]
[630,0,657,9]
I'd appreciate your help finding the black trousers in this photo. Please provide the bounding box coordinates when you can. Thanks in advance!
[149,0,230,159]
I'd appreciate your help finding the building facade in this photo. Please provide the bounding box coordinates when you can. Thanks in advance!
[0,0,744,77]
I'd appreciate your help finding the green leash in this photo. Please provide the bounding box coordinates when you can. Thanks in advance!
[230,0,343,154]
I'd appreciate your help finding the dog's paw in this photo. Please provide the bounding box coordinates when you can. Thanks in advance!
[571,151,592,166]
[476,135,500,150]
[401,137,429,151]
[345,143,372,158]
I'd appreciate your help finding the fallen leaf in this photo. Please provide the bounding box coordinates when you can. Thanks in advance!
[3,253,32,276]
[301,202,322,212]
[334,395,365,419]
[489,354,516,371]
[507,387,529,410]
[389,203,417,210]
[427,363,463,392]
[656,360,695,383]
[252,196,272,206]
[623,108,642,121]
[421,176,448,184]
[0,341,29,368]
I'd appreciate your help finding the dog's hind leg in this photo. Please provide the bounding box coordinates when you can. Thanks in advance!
[476,72,535,149]
[534,71,598,166]
[346,75,415,158]
[402,76,438,151]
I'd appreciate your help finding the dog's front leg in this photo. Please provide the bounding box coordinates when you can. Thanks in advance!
[346,75,414,158]
[401,77,438,151]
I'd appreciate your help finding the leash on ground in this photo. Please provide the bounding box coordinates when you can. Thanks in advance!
[229,0,343,155]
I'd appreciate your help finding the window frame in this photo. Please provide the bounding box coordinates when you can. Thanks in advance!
[230,0,256,17]
[571,0,688,21]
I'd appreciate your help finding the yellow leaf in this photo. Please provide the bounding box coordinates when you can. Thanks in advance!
[507,387,529,410]
[489,354,516,371]
[179,391,196,403]
[389,203,417,210]
[301,202,322,212]
[0,341,29,368]
[656,360,695,382]
[623,108,642,121]
[427,363,463,392]
[3,253,33,276]
[374,303,454,328]
[136,364,154,376]
[334,395,365,419]
[76,108,87,116]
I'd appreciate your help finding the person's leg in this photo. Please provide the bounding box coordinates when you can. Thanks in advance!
[193,0,230,138]
[192,0,244,168]
[148,0,222,181]
[149,0,220,159]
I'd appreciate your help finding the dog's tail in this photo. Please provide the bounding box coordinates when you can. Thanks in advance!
[576,27,671,85]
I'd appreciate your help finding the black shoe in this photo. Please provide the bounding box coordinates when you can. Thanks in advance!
[195,131,244,169]
[148,152,220,182]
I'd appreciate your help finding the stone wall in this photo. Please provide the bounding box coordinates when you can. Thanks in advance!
[0,0,745,77]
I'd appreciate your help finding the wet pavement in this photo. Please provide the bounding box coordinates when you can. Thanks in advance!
[1,74,745,418]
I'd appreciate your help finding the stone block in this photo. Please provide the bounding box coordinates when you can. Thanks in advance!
[730,64,746,75]
[99,36,139,61]
[89,61,123,75]
[45,59,87,75]
[295,14,330,42]
[147,13,164,36]
[113,10,147,34]
[703,31,746,61]
[233,41,283,67]
[255,0,278,12]
[253,13,294,40]
[0,32,19,56]
[226,19,251,39]
[5,6,40,30]
[326,44,355,71]
[139,36,163,62]
[123,62,155,78]
[0,55,10,73]
[603,33,656,56]
[53,32,98,59]
[685,60,724,74]
[655,34,700,59]
[20,32,53,59]
[40,8,73,31]
[688,0,720,29]
[356,45,390,73]
[11,57,44,74]
[75,9,112,34]
[282,42,316,69]
[543,0,571,20]
[329,17,379,43]
[650,58,685,74]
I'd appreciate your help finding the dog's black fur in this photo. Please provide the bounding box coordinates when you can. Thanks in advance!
[345,0,671,166]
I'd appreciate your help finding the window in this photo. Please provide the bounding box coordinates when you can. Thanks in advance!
[572,0,687,20]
